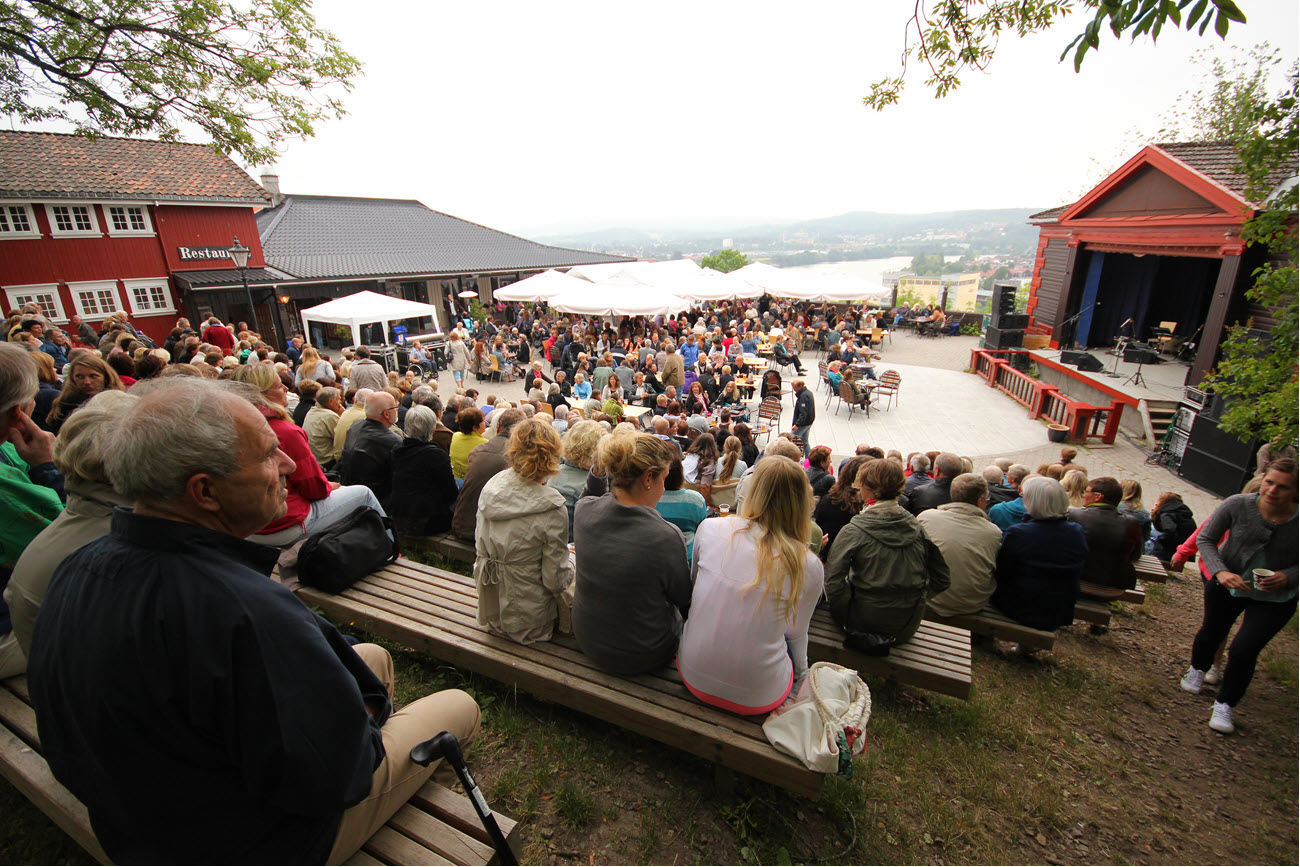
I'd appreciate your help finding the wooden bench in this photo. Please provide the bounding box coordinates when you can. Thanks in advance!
[807,610,973,699]
[1136,554,1168,584]
[401,531,477,565]
[296,559,826,798]
[1072,599,1113,627]
[1080,580,1147,606]
[0,676,520,865]
[925,605,1057,651]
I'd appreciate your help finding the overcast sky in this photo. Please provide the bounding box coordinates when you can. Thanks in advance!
[261,1,1298,235]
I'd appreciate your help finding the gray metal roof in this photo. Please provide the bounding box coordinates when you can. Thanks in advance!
[255,195,631,280]
[173,267,297,289]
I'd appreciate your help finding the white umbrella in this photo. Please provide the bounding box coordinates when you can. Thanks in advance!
[492,269,589,302]
[681,268,762,303]
[567,262,635,282]
[548,282,691,317]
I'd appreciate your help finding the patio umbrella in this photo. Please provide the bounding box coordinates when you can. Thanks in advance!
[548,282,691,317]
[492,269,590,302]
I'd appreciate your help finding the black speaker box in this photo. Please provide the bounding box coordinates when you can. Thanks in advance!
[985,326,1024,350]
[994,281,1018,316]
[996,313,1030,330]
[1123,346,1162,364]
[1179,414,1258,497]
[1060,350,1106,372]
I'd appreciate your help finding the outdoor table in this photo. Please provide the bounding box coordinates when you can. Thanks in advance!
[622,405,652,420]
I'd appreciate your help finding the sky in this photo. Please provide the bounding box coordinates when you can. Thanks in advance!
[73,1,1300,236]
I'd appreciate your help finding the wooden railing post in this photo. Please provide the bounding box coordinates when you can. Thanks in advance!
[1030,383,1058,420]
[1102,400,1124,444]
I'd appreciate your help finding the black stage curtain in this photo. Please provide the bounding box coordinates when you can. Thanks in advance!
[1088,254,1216,347]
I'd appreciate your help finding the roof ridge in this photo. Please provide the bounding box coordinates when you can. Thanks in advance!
[0,129,227,152]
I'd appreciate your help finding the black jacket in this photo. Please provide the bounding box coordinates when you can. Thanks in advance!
[907,477,953,515]
[338,418,401,503]
[388,439,457,536]
[987,482,1019,506]
[992,516,1088,630]
[1068,504,1141,592]
[792,386,814,428]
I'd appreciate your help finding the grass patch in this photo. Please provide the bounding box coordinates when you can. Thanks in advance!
[555,778,595,827]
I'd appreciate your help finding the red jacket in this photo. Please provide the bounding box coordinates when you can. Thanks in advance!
[259,407,330,534]
[203,323,236,355]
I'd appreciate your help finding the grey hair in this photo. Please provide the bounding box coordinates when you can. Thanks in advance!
[105,378,253,504]
[520,404,535,418]
[909,453,930,473]
[411,384,438,411]
[1007,464,1031,486]
[982,466,1005,486]
[950,473,988,506]
[404,405,437,442]
[934,452,963,479]
[353,387,374,406]
[316,387,340,408]
[53,390,139,486]
[1021,476,1070,520]
[0,343,38,418]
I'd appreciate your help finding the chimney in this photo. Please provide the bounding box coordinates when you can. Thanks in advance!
[260,172,282,207]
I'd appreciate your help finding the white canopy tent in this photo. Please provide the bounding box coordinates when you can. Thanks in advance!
[299,290,445,350]
[492,269,591,302]
[547,283,691,317]
[733,262,888,302]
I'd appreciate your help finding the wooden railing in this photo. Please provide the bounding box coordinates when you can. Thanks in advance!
[968,349,1122,444]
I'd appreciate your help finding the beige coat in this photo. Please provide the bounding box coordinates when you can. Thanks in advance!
[918,501,1002,617]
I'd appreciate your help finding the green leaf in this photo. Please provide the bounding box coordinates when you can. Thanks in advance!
[1185,0,1208,28]
[1211,0,1247,23]
[1214,10,1229,37]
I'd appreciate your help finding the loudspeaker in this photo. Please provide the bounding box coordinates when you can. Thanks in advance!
[994,282,1018,316]
[995,313,1030,330]
[1060,350,1106,372]
[1123,346,1162,364]
[984,326,1024,349]
[1179,414,1258,497]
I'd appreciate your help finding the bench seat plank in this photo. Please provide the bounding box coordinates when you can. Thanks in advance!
[363,825,455,866]
[925,606,1057,651]
[1136,554,1168,584]
[1072,599,1113,626]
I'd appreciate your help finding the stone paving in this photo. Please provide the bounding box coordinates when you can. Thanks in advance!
[422,326,1222,520]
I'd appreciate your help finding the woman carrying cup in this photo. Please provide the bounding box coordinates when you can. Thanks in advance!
[1180,458,1298,734]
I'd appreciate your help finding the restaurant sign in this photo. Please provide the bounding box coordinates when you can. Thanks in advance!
[177,245,234,262]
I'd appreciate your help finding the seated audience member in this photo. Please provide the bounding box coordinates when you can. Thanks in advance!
[918,473,1003,617]
[29,351,61,431]
[1062,468,1089,508]
[715,435,747,485]
[813,455,869,560]
[682,430,718,502]
[388,406,458,537]
[1118,479,1153,549]
[303,386,343,468]
[1059,446,1078,467]
[991,477,1089,630]
[903,453,931,495]
[338,391,402,503]
[573,432,691,674]
[45,354,124,435]
[907,452,962,515]
[231,365,390,545]
[1151,491,1197,561]
[825,458,949,645]
[677,457,825,714]
[655,458,709,560]
[0,345,67,677]
[989,465,1032,531]
[448,406,489,481]
[7,392,135,668]
[452,409,523,542]
[1068,476,1141,599]
[292,379,320,427]
[409,386,454,454]
[331,387,373,462]
[548,420,605,541]
[26,377,479,864]
[474,418,574,645]
[805,445,835,498]
[984,465,1018,506]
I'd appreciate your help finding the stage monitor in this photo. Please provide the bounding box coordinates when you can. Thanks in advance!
[1123,346,1162,365]
[1060,350,1106,372]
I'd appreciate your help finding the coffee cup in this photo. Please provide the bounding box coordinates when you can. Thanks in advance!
[1251,568,1273,590]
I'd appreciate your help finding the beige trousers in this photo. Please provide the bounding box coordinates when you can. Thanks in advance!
[327,644,481,865]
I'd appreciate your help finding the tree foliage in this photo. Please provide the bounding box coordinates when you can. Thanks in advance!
[1155,44,1285,142]
[701,248,749,273]
[0,0,361,165]
[863,0,1247,111]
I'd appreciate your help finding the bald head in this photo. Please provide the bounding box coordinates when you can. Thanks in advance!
[365,391,397,421]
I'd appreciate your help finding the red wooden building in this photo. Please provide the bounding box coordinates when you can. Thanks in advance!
[0,131,272,345]
[1025,141,1293,386]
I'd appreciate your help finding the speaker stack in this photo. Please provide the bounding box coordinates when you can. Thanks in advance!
[1177,388,1259,497]
[984,282,1025,349]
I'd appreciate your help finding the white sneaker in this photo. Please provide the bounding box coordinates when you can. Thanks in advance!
[1180,666,1206,694]
[1205,665,1224,685]
[1209,702,1235,734]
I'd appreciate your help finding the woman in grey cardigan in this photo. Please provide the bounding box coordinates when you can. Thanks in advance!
[1181,458,1298,735]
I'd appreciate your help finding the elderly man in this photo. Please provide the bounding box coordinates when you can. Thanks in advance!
[348,346,387,392]
[918,474,1003,617]
[332,387,373,462]
[907,452,963,515]
[1068,476,1141,599]
[338,391,402,502]
[451,408,524,542]
[0,345,65,678]
[304,387,343,468]
[790,378,814,458]
[983,465,1019,506]
[989,465,1033,531]
[27,377,479,864]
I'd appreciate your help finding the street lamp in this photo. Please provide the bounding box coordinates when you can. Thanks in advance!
[229,236,259,334]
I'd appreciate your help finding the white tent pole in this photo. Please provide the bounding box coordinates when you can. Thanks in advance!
[301,311,311,346]
[352,323,362,350]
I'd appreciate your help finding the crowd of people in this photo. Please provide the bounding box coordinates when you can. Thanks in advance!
[0,295,1295,861]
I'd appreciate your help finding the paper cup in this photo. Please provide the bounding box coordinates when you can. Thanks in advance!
[1251,568,1272,590]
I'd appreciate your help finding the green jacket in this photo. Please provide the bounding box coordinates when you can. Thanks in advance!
[824,500,950,642]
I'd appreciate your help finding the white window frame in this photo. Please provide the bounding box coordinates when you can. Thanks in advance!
[66,280,124,319]
[104,203,155,237]
[2,283,68,323]
[121,278,177,316]
[0,203,40,239]
[44,202,102,237]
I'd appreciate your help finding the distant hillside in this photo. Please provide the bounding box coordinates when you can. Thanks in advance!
[786,209,1041,237]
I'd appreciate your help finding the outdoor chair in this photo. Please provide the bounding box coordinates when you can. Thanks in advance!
[837,380,870,419]
[875,370,901,411]
[757,396,781,442]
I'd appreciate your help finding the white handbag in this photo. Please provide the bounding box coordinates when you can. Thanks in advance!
[762,661,871,775]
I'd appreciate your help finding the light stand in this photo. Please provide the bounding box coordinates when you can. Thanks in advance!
[229,236,259,334]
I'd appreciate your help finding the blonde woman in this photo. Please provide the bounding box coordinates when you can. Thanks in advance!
[1062,468,1090,508]
[715,435,746,484]
[548,420,606,541]
[294,345,336,385]
[1118,479,1152,548]
[474,418,573,645]
[677,455,825,714]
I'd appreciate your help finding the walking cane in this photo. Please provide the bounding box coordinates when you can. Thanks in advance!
[410,731,518,865]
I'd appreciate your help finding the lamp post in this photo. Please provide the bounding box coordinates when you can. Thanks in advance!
[228,236,259,334]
